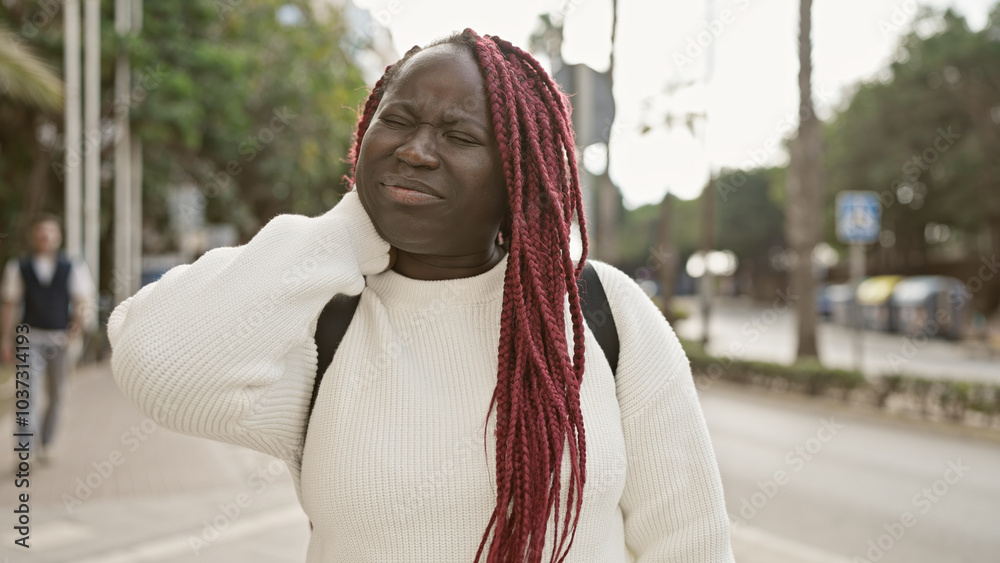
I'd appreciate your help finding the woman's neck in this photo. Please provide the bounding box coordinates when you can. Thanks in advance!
[391,244,506,281]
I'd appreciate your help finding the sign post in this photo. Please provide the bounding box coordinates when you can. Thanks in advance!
[836,191,881,372]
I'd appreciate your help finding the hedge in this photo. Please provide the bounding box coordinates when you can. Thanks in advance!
[681,339,1000,428]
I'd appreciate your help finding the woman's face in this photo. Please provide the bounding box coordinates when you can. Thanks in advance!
[354,44,508,258]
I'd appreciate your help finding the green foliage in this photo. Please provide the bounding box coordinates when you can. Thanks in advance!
[824,5,1000,258]
[0,2,66,264]
[0,0,368,277]
[714,167,786,265]
[616,199,659,264]
[616,167,785,286]
[873,375,1000,422]
[682,338,1000,425]
[683,339,866,396]
[617,196,700,267]
[0,23,63,110]
[130,0,368,237]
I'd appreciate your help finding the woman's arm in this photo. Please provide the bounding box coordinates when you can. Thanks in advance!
[107,191,389,464]
[591,262,735,562]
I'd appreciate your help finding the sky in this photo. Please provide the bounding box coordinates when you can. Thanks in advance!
[349,0,994,207]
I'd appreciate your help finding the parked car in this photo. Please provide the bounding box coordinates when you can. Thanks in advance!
[856,275,904,331]
[890,276,969,340]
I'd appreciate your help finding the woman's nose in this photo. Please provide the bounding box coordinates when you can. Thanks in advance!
[394,128,440,169]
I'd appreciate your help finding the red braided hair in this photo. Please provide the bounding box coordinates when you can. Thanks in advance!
[347,29,589,563]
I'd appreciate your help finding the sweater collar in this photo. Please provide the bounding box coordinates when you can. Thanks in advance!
[365,254,508,310]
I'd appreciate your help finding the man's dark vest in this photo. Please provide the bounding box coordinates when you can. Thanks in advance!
[19,254,72,330]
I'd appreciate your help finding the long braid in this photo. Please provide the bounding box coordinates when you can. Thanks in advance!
[347,29,589,563]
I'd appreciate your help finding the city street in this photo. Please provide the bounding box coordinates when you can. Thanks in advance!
[1,362,997,562]
[3,0,999,561]
[675,296,1000,383]
[705,384,1000,563]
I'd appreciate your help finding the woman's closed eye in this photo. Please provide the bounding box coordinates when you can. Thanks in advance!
[380,116,411,128]
[447,133,481,146]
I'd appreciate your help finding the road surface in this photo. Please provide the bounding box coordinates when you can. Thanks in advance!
[675,296,1000,383]
[2,363,997,562]
[705,383,1000,562]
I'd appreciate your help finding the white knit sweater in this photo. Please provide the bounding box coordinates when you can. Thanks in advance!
[107,191,734,562]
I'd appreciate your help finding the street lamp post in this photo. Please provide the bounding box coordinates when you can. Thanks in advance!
[113,0,143,304]
[84,0,100,314]
[64,0,82,261]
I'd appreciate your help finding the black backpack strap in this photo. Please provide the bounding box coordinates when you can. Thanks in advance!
[306,264,621,423]
[577,261,620,378]
[305,293,362,534]
[304,265,618,531]
[306,293,362,430]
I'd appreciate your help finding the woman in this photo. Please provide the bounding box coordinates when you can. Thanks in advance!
[108,29,734,562]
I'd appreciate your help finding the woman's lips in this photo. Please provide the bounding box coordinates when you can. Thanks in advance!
[381,183,442,205]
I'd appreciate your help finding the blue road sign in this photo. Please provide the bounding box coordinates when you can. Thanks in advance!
[836,191,881,244]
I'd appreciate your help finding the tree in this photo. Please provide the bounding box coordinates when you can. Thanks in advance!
[594,0,621,263]
[825,5,1000,268]
[0,11,64,255]
[0,23,62,110]
[785,0,824,358]
[715,168,785,262]
[530,8,623,264]
[130,1,368,238]
[0,1,368,295]
[715,168,787,299]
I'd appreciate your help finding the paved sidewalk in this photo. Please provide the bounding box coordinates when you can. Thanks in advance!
[0,361,308,562]
[0,362,849,562]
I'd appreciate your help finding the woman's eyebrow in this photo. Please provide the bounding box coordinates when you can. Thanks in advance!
[388,100,488,135]
[441,109,489,135]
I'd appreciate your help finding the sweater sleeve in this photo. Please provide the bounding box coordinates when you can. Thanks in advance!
[590,262,734,562]
[107,191,390,465]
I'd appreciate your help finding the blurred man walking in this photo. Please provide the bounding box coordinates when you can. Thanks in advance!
[1,213,95,464]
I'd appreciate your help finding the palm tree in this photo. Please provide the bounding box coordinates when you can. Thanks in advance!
[0,23,63,111]
[786,0,823,358]
[0,21,64,249]
[594,0,621,263]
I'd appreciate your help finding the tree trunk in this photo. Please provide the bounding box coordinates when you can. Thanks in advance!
[19,117,51,246]
[594,0,621,263]
[699,178,716,347]
[786,0,823,359]
[657,192,676,322]
[595,170,620,262]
